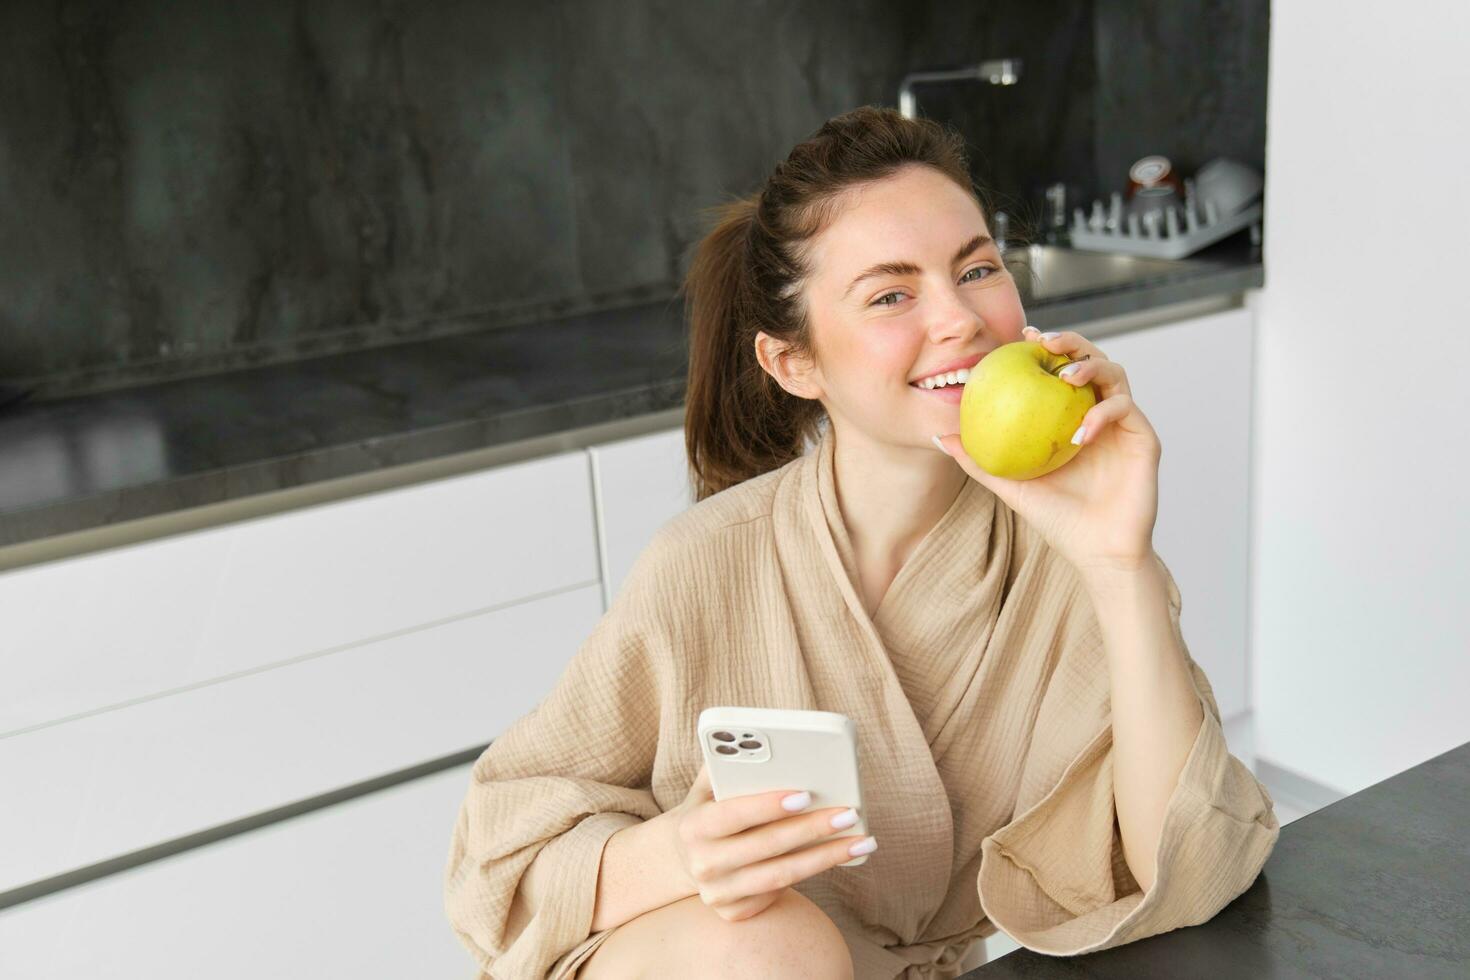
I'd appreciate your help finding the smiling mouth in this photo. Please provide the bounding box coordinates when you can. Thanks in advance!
[908,351,987,388]
[909,370,971,391]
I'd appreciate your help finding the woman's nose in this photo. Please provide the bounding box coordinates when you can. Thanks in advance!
[928,305,984,344]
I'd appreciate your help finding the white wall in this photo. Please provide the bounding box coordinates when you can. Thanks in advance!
[1252,1,1470,794]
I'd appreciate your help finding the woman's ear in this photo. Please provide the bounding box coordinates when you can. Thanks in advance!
[754,331,822,401]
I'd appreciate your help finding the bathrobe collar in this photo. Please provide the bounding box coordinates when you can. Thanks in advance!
[774,419,1004,944]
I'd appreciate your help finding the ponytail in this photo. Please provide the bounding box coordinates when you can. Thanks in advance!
[680,193,823,502]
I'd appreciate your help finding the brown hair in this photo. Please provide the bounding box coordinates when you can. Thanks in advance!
[679,105,992,502]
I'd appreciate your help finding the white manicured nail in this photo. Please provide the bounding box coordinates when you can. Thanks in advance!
[848,836,878,856]
[1041,331,1061,340]
[830,808,859,829]
[931,434,946,453]
[1070,424,1087,445]
[781,791,811,812]
[1059,363,1081,379]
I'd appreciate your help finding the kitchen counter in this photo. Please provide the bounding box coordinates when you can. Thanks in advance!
[965,738,1470,978]
[0,236,1261,556]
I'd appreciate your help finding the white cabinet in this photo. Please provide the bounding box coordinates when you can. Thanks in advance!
[0,582,603,893]
[1086,305,1254,721]
[1,448,599,735]
[587,426,695,607]
[0,447,605,893]
[0,764,478,980]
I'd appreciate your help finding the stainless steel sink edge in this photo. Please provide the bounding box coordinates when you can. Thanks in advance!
[1002,243,1232,304]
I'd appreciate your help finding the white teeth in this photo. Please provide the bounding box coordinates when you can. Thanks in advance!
[919,367,971,389]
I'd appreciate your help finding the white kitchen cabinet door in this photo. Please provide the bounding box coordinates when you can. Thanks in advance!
[0,764,478,980]
[0,581,603,895]
[1086,305,1254,721]
[588,426,695,607]
[1,448,599,735]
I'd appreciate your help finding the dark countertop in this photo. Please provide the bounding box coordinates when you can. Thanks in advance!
[965,739,1470,979]
[0,236,1262,551]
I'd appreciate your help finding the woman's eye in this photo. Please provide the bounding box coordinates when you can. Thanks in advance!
[870,266,996,307]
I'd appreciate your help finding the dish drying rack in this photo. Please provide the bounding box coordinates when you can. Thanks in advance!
[1068,191,1262,260]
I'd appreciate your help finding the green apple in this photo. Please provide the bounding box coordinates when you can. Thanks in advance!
[958,340,1097,480]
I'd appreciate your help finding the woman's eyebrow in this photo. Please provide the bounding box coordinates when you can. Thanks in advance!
[842,234,994,299]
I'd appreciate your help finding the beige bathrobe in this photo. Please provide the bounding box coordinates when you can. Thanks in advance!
[444,420,1280,979]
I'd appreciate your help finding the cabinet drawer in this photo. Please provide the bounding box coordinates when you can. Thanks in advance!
[1,449,597,734]
[0,765,476,979]
[587,425,694,606]
[0,581,602,894]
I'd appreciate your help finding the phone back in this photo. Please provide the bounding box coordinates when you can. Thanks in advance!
[697,706,869,866]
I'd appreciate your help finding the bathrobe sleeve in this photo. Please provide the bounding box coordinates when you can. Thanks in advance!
[443,542,673,979]
[976,552,1280,955]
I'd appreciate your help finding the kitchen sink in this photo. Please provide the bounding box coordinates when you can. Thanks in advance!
[1001,243,1218,302]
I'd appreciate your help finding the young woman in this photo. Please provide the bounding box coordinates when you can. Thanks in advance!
[444,106,1279,980]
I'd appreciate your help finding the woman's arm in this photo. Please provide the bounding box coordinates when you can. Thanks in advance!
[1081,556,1205,892]
[588,809,695,932]
[974,548,1277,955]
[446,538,676,975]
[933,325,1213,894]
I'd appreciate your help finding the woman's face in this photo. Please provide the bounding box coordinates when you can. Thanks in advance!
[762,164,1027,451]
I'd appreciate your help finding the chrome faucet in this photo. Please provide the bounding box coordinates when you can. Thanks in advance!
[897,60,1021,120]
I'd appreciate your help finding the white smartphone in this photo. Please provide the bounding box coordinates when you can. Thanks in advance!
[696,706,870,867]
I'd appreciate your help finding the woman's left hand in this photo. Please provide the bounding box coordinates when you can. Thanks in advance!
[933,325,1161,578]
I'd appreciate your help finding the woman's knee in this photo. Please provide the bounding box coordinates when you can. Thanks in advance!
[578,887,852,980]
[717,888,852,978]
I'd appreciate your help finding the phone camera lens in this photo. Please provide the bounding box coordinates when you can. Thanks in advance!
[739,740,761,749]
[715,744,738,755]
[712,731,735,742]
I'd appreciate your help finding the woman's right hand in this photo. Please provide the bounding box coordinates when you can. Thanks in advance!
[664,762,876,922]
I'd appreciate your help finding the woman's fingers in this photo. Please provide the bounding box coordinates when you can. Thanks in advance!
[1059,355,1130,398]
[1021,325,1139,443]
[690,787,817,840]
[1022,324,1109,362]
[1076,392,1145,444]
[685,796,875,909]
[700,806,860,878]
[706,831,874,907]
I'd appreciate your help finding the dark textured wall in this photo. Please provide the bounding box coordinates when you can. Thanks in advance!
[913,0,1269,243]
[0,0,1268,400]
[0,0,920,396]
[900,0,1100,242]
[1093,0,1270,190]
